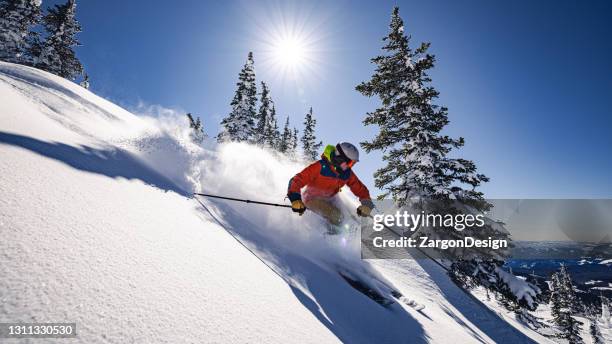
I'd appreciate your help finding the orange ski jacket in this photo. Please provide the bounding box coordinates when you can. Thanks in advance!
[287,146,372,206]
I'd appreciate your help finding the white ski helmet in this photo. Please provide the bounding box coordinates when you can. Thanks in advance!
[336,142,359,162]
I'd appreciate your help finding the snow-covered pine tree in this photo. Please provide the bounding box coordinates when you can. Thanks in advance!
[267,105,280,149]
[0,0,41,64]
[550,272,563,321]
[255,81,273,146]
[601,297,611,326]
[217,52,257,143]
[301,107,322,161]
[187,113,195,127]
[277,117,292,153]
[590,316,605,344]
[79,72,89,89]
[286,127,299,160]
[186,113,206,144]
[527,270,550,303]
[356,6,539,312]
[356,6,488,203]
[292,127,299,152]
[194,117,206,142]
[560,264,583,314]
[36,0,83,80]
[550,266,584,343]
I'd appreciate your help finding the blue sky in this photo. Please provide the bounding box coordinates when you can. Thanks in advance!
[51,0,611,198]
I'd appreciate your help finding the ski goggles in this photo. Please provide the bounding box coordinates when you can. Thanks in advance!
[333,149,356,168]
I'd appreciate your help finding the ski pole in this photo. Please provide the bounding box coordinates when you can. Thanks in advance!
[194,192,292,208]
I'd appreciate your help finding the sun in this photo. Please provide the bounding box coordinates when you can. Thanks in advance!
[273,35,307,68]
[245,1,328,87]
[262,28,319,83]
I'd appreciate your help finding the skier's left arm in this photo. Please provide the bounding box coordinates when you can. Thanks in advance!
[347,172,375,211]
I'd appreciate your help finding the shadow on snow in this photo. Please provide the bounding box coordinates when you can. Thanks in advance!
[411,252,538,344]
[0,129,537,343]
[195,197,428,344]
[0,131,189,197]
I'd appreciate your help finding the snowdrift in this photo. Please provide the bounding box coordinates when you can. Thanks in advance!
[0,61,550,343]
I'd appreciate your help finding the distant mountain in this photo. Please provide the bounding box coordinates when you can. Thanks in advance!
[508,241,612,306]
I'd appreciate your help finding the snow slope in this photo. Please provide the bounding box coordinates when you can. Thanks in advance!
[0,61,550,343]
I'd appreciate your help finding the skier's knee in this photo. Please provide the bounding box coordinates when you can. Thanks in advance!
[328,211,343,226]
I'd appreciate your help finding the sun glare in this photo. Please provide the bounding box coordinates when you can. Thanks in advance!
[273,36,307,68]
[245,1,330,88]
[264,28,317,83]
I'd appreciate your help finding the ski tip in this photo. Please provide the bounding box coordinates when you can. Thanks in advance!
[397,296,425,311]
[412,304,426,311]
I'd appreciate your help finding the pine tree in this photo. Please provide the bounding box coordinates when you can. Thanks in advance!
[266,104,280,149]
[560,265,582,314]
[256,81,275,146]
[36,0,83,80]
[285,127,299,160]
[527,270,549,303]
[590,317,605,344]
[187,113,206,144]
[292,127,299,152]
[588,297,609,344]
[356,6,488,203]
[358,6,538,312]
[278,117,292,153]
[218,52,257,143]
[550,272,564,321]
[601,297,611,326]
[79,72,89,89]
[301,107,322,160]
[0,0,41,64]
[255,81,270,145]
[550,266,584,343]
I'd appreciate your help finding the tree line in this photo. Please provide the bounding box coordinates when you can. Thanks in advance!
[0,0,86,85]
[215,51,322,161]
[542,263,609,343]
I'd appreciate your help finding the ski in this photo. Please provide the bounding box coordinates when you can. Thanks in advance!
[338,271,395,307]
[391,290,425,311]
[337,270,425,310]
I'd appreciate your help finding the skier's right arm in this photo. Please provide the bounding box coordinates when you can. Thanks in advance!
[287,161,320,202]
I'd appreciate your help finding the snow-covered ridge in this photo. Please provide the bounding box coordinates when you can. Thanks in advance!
[0,62,549,343]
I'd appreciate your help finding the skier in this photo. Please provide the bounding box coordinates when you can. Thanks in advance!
[287,142,374,230]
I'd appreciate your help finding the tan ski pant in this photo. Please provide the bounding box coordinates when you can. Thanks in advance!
[304,198,343,226]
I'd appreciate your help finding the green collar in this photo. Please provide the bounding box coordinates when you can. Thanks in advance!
[321,144,343,174]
